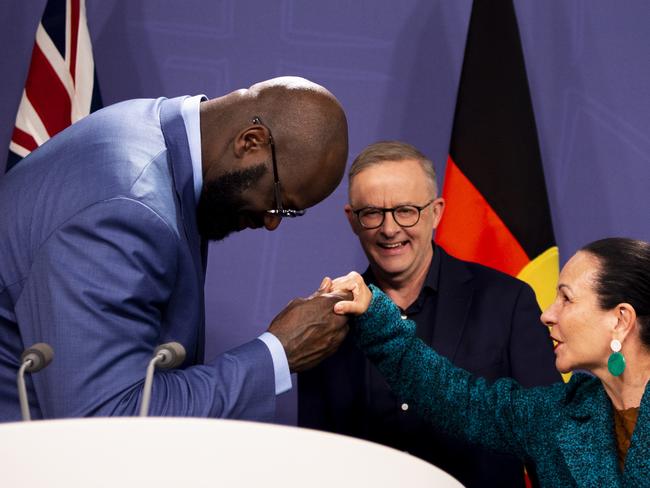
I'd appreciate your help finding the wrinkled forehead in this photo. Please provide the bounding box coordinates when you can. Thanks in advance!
[348,159,436,202]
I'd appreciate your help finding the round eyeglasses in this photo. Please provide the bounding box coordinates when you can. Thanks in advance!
[352,200,435,229]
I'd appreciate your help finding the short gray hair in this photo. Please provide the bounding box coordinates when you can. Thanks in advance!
[348,141,438,198]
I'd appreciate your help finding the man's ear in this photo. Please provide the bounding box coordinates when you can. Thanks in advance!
[431,197,446,230]
[344,204,360,235]
[233,125,269,159]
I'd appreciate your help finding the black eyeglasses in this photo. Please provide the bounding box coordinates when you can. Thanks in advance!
[352,200,435,229]
[252,116,306,218]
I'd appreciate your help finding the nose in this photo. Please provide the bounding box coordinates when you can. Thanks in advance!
[264,214,282,231]
[379,211,400,237]
[540,301,557,328]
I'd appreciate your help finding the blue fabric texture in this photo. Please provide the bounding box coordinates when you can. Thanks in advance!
[0,97,275,421]
[353,286,650,487]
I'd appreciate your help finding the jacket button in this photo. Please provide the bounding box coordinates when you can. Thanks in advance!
[401,403,409,411]
[400,314,407,320]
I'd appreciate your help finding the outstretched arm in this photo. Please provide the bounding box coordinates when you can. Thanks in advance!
[331,281,557,460]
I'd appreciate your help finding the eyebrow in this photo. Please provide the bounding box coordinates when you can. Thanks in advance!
[356,201,422,208]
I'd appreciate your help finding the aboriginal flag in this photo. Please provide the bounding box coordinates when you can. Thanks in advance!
[436,0,558,311]
[7,0,101,172]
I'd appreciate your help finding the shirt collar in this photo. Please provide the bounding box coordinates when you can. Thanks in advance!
[180,94,208,206]
[424,241,441,292]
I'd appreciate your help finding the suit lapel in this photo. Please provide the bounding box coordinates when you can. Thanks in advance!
[159,97,206,360]
[432,248,474,362]
[556,378,621,487]
[159,97,203,276]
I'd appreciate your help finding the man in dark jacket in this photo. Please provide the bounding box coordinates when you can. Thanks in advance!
[299,141,560,487]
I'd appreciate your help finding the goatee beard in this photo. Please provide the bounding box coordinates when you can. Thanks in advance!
[196,163,267,241]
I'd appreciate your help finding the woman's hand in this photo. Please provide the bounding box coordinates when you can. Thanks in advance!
[318,272,372,316]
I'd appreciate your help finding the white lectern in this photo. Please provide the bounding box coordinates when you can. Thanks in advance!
[0,417,463,487]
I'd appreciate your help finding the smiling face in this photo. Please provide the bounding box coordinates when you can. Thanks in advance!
[541,251,618,375]
[345,159,444,286]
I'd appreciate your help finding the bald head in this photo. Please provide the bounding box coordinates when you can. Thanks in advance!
[201,76,348,209]
[197,77,348,240]
[245,77,349,207]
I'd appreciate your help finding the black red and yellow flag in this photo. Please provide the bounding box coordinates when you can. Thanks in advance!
[436,0,558,312]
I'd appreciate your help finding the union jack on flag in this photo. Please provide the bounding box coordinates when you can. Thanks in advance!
[7,0,102,172]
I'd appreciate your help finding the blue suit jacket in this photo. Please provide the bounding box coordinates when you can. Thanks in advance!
[0,97,275,421]
[355,287,650,487]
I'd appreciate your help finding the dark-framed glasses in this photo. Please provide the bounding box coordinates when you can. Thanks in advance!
[252,116,306,218]
[353,200,436,229]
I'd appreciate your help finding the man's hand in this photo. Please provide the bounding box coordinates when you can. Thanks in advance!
[267,290,352,373]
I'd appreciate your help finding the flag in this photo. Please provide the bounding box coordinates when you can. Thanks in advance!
[436,0,559,313]
[436,3,562,484]
[7,0,101,172]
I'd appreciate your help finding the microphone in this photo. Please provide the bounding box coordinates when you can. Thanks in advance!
[17,343,54,421]
[139,342,186,417]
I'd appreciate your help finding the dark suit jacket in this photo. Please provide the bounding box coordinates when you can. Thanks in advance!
[299,246,560,487]
[0,97,275,421]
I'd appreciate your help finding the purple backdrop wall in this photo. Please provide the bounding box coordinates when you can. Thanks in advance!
[1,0,649,424]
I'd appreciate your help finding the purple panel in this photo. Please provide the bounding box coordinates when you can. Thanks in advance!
[515,0,650,258]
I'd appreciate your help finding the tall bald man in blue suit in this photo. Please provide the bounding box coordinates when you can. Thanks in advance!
[0,77,349,421]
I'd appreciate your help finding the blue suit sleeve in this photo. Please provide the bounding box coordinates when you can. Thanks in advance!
[16,197,275,419]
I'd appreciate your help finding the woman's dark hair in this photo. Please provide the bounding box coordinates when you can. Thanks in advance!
[581,237,650,347]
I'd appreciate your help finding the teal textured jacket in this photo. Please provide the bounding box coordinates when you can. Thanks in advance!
[354,286,650,487]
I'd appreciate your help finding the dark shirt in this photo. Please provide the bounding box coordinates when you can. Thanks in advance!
[362,246,442,453]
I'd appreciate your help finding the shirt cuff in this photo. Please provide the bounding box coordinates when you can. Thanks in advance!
[257,332,292,395]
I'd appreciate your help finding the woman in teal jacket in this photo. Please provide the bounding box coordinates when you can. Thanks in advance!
[329,237,650,487]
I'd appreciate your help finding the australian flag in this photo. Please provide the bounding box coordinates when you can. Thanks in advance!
[7,0,102,172]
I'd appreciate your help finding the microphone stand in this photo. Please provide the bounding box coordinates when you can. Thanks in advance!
[139,342,186,417]
[17,343,54,421]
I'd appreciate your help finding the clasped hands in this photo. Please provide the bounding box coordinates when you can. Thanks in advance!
[266,272,372,373]
[317,272,372,316]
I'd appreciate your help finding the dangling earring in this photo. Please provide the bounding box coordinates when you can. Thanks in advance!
[607,339,626,376]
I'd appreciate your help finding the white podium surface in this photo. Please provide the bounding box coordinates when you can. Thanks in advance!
[0,417,463,487]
